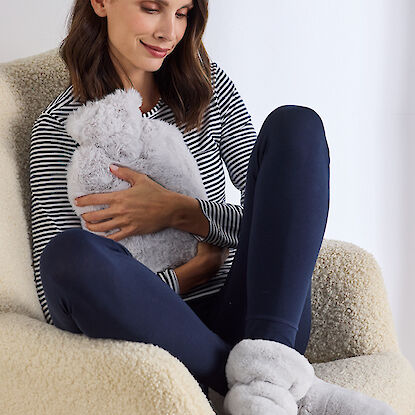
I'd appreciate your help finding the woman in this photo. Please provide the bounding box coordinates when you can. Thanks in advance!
[30,1,394,414]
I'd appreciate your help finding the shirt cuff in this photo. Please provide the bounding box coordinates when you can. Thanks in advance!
[156,268,180,294]
[191,198,220,245]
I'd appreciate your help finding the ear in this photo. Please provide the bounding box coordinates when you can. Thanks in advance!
[90,0,108,18]
[124,88,144,118]
[101,89,143,132]
[99,88,142,118]
[65,102,96,146]
[65,95,114,146]
[65,88,143,147]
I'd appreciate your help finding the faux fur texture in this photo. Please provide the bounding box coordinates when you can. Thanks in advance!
[223,339,397,415]
[223,380,298,415]
[65,88,208,273]
[297,375,397,415]
[225,339,315,400]
[223,339,315,415]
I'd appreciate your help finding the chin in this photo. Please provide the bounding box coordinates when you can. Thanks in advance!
[130,56,161,71]
[145,57,166,68]
[142,59,164,70]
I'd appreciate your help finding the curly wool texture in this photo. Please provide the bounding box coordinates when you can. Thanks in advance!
[65,88,208,273]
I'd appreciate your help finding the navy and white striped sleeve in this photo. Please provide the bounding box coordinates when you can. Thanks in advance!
[193,62,257,249]
[156,269,180,294]
[30,113,82,324]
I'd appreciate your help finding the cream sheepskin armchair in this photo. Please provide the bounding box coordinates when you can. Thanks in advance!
[0,48,414,415]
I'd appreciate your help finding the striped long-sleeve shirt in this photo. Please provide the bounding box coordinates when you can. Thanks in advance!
[30,61,258,325]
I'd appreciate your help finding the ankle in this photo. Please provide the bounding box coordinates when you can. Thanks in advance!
[245,317,298,348]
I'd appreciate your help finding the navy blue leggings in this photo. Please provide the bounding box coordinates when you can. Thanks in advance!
[40,105,330,399]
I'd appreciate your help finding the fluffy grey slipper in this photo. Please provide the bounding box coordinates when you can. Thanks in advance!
[297,375,397,415]
[225,339,315,402]
[223,380,298,415]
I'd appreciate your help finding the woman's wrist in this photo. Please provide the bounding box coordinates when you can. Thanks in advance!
[167,192,210,239]
[174,256,211,295]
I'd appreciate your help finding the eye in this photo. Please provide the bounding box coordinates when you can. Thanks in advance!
[142,7,158,13]
[142,7,189,19]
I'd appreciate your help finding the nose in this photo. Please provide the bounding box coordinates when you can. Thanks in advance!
[155,13,177,43]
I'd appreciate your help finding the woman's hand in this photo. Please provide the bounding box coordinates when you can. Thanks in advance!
[174,242,229,294]
[75,164,175,242]
[195,241,230,270]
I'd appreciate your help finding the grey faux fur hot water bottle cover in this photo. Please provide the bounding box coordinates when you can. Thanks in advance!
[64,88,208,273]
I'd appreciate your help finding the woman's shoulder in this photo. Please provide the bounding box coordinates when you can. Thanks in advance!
[37,84,83,126]
[31,85,83,144]
[209,60,237,95]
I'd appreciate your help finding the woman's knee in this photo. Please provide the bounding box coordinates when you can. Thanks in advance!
[266,105,324,130]
[40,228,96,287]
[262,105,329,157]
[42,228,92,259]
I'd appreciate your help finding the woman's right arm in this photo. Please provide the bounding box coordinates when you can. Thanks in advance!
[30,112,82,324]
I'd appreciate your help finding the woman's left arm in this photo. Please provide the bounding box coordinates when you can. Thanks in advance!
[169,62,258,249]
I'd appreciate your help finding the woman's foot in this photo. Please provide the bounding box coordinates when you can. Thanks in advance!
[225,339,315,401]
[224,379,298,415]
[297,376,397,415]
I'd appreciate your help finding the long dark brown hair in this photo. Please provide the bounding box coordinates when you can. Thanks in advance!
[59,0,212,133]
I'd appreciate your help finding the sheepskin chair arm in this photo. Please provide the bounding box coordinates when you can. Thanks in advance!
[0,312,215,415]
[305,239,400,364]
[303,240,415,415]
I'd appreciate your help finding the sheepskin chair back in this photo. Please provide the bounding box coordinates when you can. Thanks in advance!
[0,48,68,321]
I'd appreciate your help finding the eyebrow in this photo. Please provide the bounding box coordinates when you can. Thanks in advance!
[150,0,194,9]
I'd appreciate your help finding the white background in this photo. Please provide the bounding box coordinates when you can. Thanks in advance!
[1,0,414,369]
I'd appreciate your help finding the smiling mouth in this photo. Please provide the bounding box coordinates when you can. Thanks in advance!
[140,41,171,52]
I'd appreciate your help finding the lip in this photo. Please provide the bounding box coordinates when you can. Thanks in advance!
[142,44,167,58]
[140,41,168,58]
[141,41,170,52]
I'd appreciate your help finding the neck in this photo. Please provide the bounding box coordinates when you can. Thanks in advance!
[108,47,160,111]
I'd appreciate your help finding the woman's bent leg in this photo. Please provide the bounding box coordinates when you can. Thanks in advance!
[40,228,232,396]
[207,105,330,355]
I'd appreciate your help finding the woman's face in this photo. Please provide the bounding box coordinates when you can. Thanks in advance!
[92,0,194,77]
